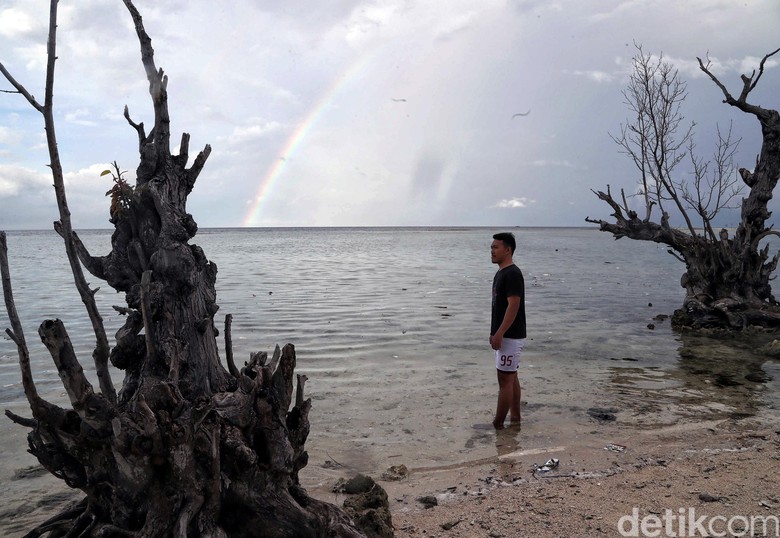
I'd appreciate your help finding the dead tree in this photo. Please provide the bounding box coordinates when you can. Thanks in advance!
[586,45,780,330]
[0,1,374,536]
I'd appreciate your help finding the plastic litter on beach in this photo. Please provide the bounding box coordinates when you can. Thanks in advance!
[534,458,560,472]
[605,443,626,452]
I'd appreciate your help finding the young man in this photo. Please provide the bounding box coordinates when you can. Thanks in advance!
[490,232,526,430]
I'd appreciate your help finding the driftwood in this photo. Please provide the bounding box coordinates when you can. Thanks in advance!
[586,46,780,331]
[0,1,380,536]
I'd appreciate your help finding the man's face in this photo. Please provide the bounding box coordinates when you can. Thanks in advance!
[490,239,511,265]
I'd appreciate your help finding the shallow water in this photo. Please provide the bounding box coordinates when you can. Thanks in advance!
[0,227,778,495]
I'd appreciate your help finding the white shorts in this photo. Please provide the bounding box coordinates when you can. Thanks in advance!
[495,338,525,372]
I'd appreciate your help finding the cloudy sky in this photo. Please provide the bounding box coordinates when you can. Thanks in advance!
[1,0,779,230]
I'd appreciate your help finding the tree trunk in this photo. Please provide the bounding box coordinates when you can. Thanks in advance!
[590,187,780,331]
[587,49,780,331]
[1,1,379,536]
[672,61,780,330]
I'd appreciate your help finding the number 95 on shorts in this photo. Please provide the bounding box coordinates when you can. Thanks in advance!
[495,338,526,372]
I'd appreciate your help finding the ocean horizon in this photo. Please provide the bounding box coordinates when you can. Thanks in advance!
[1,227,778,492]
[2,224,598,233]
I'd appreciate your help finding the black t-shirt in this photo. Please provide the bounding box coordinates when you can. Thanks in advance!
[491,264,526,339]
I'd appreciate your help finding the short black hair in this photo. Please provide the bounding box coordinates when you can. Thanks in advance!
[493,232,516,254]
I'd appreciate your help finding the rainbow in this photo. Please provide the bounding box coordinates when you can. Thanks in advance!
[242,53,373,227]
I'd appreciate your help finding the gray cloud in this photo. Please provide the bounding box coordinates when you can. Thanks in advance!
[0,0,777,229]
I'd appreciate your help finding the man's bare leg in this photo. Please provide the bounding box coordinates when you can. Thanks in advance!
[509,374,521,424]
[493,370,517,429]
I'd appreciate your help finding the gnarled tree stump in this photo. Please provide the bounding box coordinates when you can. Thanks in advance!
[1,1,381,536]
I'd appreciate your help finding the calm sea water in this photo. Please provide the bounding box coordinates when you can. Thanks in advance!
[1,227,778,484]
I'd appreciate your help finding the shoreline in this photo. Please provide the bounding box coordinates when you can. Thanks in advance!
[382,417,780,537]
[1,416,779,537]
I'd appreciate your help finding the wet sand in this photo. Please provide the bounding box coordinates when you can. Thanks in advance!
[386,418,780,537]
[3,405,778,537]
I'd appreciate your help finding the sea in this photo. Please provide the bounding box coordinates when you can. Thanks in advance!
[1,227,779,493]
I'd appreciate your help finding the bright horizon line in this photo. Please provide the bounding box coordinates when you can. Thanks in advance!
[1,224,598,232]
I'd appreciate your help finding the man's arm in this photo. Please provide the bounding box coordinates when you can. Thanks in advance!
[490,295,520,350]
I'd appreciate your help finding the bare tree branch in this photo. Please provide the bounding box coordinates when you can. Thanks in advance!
[122,0,171,161]
[38,320,95,412]
[611,45,699,237]
[123,105,147,150]
[37,0,116,405]
[748,46,780,94]
[0,61,44,112]
[5,0,120,406]
[697,47,780,119]
[225,314,239,378]
[592,44,780,329]
[1,232,44,414]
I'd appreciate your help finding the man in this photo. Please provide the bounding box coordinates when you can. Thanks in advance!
[490,232,526,430]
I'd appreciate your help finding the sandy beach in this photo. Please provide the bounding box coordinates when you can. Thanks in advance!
[384,417,780,537]
[2,412,779,537]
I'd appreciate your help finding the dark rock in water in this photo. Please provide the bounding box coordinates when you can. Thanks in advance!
[342,474,376,494]
[36,489,80,508]
[12,465,49,480]
[587,407,618,422]
[757,339,780,357]
[713,374,743,387]
[342,477,394,538]
[647,323,655,330]
[333,473,377,494]
[745,371,773,383]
